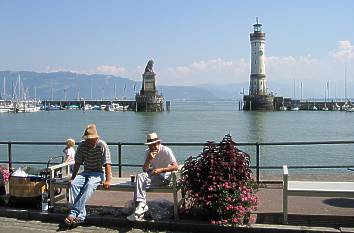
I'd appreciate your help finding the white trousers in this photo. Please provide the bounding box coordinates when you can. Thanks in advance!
[133,172,170,204]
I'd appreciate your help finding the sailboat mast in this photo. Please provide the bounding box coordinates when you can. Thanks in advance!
[327,81,330,101]
[18,74,21,101]
[345,65,347,100]
[334,82,337,101]
[114,83,117,99]
[2,76,5,99]
[90,78,93,100]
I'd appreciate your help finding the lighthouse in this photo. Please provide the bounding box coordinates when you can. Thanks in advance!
[243,18,274,110]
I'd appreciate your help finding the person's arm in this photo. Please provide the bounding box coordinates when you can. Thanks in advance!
[103,163,111,189]
[70,144,81,181]
[152,161,178,175]
[143,150,156,172]
[63,148,70,162]
[69,162,80,186]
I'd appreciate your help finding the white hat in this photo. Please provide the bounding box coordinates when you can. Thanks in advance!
[144,133,161,145]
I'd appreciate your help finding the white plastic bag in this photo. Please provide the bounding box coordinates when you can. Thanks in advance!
[12,167,28,177]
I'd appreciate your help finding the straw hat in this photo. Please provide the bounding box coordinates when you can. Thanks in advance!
[144,133,160,145]
[82,124,99,139]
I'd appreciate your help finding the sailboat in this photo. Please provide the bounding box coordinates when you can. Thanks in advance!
[290,106,299,111]
[280,105,287,111]
[332,102,340,111]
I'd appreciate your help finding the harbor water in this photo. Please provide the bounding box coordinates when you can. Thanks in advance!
[1,100,354,175]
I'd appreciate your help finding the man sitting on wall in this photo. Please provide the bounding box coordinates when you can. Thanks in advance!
[64,124,111,226]
[127,132,178,221]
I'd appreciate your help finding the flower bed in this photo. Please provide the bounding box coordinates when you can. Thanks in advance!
[180,134,258,224]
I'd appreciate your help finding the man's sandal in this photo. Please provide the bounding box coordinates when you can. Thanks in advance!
[64,215,75,226]
[71,217,85,227]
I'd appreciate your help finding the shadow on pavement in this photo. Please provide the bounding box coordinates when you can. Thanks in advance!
[323,198,354,208]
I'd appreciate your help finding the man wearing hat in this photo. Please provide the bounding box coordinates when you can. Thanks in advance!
[127,132,178,221]
[64,124,112,226]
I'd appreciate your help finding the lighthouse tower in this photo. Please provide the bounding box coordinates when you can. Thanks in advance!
[243,18,274,110]
[249,18,267,95]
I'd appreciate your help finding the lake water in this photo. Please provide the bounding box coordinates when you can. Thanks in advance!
[1,100,354,174]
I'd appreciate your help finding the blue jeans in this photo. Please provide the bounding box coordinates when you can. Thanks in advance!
[69,172,103,220]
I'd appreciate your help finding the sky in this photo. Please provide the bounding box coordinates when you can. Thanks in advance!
[0,0,354,98]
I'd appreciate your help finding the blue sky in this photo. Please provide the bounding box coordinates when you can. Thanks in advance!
[0,0,353,97]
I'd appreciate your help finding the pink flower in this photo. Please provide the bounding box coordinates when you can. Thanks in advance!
[0,166,10,183]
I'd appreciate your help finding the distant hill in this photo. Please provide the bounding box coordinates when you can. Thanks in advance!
[0,71,219,101]
[0,71,341,101]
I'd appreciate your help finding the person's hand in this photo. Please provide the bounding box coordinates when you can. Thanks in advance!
[148,151,158,160]
[103,180,111,190]
[152,168,165,175]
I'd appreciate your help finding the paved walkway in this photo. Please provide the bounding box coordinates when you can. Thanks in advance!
[0,216,188,233]
[2,174,354,232]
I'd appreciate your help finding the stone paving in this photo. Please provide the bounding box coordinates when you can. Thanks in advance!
[2,174,354,232]
[0,216,190,233]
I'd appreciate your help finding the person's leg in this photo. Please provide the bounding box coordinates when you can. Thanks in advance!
[74,173,103,221]
[133,172,150,205]
[68,173,85,218]
[127,172,150,221]
[150,174,170,187]
[128,173,171,222]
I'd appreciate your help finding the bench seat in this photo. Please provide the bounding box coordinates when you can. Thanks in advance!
[283,165,354,224]
[48,163,182,220]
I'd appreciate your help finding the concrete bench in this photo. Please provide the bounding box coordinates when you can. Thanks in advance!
[47,163,182,220]
[282,165,354,224]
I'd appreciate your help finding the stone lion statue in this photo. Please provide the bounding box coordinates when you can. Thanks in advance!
[144,59,154,73]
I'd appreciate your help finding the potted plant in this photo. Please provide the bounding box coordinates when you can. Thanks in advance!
[180,134,258,224]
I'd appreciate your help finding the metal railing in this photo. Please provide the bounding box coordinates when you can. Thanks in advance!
[1,140,354,183]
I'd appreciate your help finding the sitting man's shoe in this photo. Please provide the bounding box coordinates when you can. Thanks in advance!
[134,202,149,215]
[126,212,144,222]
[126,203,149,222]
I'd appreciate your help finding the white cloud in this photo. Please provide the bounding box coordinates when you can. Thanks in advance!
[95,65,127,76]
[266,55,317,66]
[44,66,91,75]
[162,58,249,85]
[329,40,354,62]
[45,66,67,73]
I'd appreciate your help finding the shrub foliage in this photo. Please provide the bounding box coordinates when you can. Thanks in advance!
[180,134,258,224]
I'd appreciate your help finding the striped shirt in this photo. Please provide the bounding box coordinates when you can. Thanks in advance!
[75,139,111,173]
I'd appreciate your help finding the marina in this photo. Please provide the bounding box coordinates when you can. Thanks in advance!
[1,100,354,175]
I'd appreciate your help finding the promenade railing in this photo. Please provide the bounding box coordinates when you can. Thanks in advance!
[1,140,354,183]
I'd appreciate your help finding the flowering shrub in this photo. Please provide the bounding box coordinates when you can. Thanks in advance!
[180,134,258,224]
[0,166,10,184]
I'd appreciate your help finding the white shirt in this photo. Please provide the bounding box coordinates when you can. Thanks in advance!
[64,147,75,163]
[145,145,177,179]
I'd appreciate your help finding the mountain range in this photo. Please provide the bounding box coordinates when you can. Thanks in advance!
[0,71,243,101]
[0,70,328,101]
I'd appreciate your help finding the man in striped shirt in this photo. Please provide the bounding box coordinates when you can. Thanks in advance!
[64,124,111,226]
